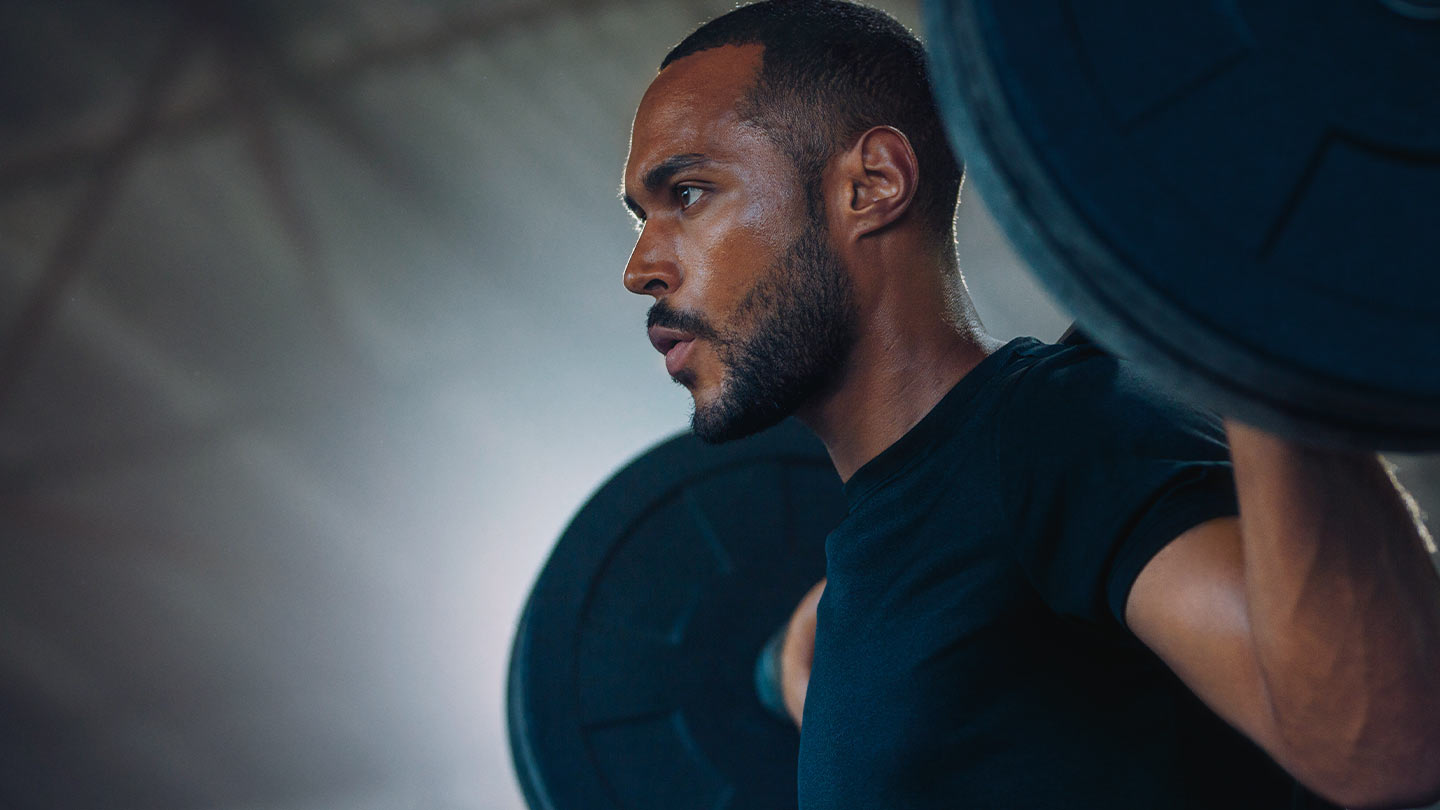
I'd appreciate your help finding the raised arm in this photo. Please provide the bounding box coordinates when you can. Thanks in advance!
[1127,421,1440,810]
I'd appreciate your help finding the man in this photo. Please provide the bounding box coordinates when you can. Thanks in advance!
[618,1,1440,807]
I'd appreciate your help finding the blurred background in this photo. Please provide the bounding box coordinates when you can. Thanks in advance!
[0,1,1434,808]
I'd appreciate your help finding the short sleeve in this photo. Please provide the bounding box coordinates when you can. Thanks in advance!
[994,345,1239,628]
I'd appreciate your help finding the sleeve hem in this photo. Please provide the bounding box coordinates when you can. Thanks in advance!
[1107,472,1239,630]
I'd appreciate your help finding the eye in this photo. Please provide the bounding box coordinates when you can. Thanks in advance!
[676,185,705,210]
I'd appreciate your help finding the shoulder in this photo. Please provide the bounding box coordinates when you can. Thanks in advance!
[996,339,1227,458]
[1004,339,1170,415]
[989,341,1241,625]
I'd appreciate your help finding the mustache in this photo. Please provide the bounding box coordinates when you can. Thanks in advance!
[646,300,720,341]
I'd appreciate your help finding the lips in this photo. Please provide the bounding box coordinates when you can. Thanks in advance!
[647,325,698,377]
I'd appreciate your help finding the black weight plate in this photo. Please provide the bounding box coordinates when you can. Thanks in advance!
[924,0,1440,448]
[508,420,845,810]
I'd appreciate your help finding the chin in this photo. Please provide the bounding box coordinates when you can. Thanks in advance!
[690,388,792,444]
[692,410,771,444]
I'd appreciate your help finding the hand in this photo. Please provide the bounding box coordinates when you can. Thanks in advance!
[779,578,826,727]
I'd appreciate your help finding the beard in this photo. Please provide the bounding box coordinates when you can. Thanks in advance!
[647,214,857,444]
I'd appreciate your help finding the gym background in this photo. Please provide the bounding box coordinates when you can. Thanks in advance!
[0,1,1435,809]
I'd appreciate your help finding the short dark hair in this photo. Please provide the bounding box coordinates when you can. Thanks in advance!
[661,0,963,240]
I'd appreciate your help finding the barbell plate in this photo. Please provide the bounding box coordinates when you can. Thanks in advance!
[508,420,846,810]
[924,0,1440,448]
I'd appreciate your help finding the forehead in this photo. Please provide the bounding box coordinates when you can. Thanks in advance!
[625,44,769,181]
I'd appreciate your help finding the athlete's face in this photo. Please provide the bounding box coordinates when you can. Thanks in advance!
[621,45,856,442]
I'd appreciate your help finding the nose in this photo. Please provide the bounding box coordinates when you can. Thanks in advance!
[623,228,681,298]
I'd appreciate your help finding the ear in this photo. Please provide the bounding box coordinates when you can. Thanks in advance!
[829,126,920,242]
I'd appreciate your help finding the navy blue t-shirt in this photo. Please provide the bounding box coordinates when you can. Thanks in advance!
[797,337,1338,809]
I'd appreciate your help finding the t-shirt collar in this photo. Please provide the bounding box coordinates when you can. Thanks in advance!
[842,337,1037,506]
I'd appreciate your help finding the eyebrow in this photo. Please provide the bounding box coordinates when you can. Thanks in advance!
[621,153,712,220]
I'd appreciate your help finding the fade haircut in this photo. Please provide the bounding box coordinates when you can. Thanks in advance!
[661,0,963,241]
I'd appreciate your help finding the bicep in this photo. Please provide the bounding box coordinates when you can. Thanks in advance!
[1124,516,1286,758]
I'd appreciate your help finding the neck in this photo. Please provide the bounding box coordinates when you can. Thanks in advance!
[797,254,1002,483]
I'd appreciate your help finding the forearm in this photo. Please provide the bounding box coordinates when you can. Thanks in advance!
[1227,421,1440,808]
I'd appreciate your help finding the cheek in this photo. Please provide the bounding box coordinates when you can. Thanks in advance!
[679,224,781,319]
[676,177,798,308]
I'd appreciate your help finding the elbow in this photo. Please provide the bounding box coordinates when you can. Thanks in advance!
[1326,781,1440,810]
[1270,688,1440,810]
[1291,746,1440,810]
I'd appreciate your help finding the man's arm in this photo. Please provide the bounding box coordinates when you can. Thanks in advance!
[778,578,826,727]
[1126,421,1440,810]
